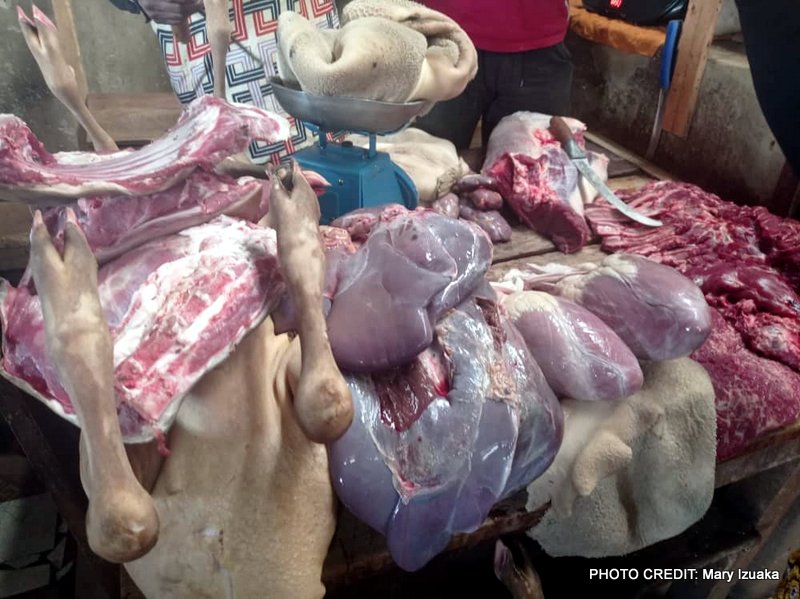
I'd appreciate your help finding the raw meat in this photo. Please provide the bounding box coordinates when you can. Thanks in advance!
[42,172,264,264]
[692,309,800,460]
[328,295,563,571]
[330,204,410,241]
[462,188,503,211]
[0,216,285,442]
[458,204,512,243]
[326,211,492,371]
[503,254,712,361]
[482,112,609,253]
[504,291,643,402]
[452,174,497,194]
[0,95,289,202]
[431,193,460,219]
[585,181,800,455]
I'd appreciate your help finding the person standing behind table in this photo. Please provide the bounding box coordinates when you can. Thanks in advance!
[413,0,573,151]
[108,0,339,165]
[735,0,800,179]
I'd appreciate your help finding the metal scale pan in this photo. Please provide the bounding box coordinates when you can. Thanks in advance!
[271,77,428,223]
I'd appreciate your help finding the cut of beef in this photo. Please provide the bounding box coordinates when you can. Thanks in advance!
[0,216,284,442]
[482,112,609,253]
[692,309,800,460]
[585,181,800,456]
[0,96,289,203]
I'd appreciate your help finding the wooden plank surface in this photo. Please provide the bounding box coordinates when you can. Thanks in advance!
[86,93,182,148]
[0,202,31,271]
[322,492,548,589]
[661,0,725,137]
[586,132,675,182]
[585,140,641,179]
[715,418,800,488]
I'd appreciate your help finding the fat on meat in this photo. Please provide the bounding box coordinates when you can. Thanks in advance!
[0,216,284,442]
[41,172,265,264]
[0,96,289,203]
[482,112,609,253]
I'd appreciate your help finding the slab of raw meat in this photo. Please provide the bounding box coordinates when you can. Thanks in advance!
[482,112,609,253]
[328,295,562,571]
[326,211,492,371]
[0,96,289,203]
[0,216,284,442]
[585,181,800,456]
[692,309,800,460]
[41,172,265,264]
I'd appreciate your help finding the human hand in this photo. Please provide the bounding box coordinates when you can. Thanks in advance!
[137,0,203,25]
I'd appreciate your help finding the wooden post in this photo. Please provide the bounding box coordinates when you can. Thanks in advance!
[661,0,724,138]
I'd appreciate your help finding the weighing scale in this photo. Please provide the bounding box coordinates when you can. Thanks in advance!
[271,77,425,224]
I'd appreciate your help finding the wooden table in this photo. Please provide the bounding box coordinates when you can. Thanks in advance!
[2,139,799,598]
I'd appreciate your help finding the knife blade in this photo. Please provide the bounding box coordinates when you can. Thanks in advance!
[549,117,663,227]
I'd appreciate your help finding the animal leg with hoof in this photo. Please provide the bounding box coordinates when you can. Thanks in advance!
[17,6,117,153]
[29,209,159,563]
[270,163,353,443]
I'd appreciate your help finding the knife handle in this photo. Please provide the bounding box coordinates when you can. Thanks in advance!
[549,116,586,160]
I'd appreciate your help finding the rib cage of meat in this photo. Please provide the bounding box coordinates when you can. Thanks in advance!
[0,97,294,441]
[585,181,800,459]
[0,96,289,203]
[0,217,285,442]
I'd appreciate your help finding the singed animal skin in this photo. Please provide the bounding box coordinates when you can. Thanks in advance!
[124,319,336,599]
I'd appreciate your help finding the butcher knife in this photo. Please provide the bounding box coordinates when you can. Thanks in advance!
[549,117,663,227]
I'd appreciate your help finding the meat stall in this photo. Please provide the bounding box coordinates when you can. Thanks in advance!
[1,1,799,598]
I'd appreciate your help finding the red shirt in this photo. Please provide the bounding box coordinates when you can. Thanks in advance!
[424,0,569,53]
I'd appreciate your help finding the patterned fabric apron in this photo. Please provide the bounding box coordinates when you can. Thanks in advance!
[150,0,338,164]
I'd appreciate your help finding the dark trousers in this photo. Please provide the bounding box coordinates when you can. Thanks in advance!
[414,43,574,150]
[735,0,800,176]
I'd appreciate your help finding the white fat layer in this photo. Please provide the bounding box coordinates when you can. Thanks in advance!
[503,291,559,319]
[112,218,277,368]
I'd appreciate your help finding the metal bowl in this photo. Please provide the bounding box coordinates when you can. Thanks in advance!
[270,77,427,135]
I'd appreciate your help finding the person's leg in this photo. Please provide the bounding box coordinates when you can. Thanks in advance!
[482,43,573,146]
[413,51,486,150]
[735,0,800,176]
